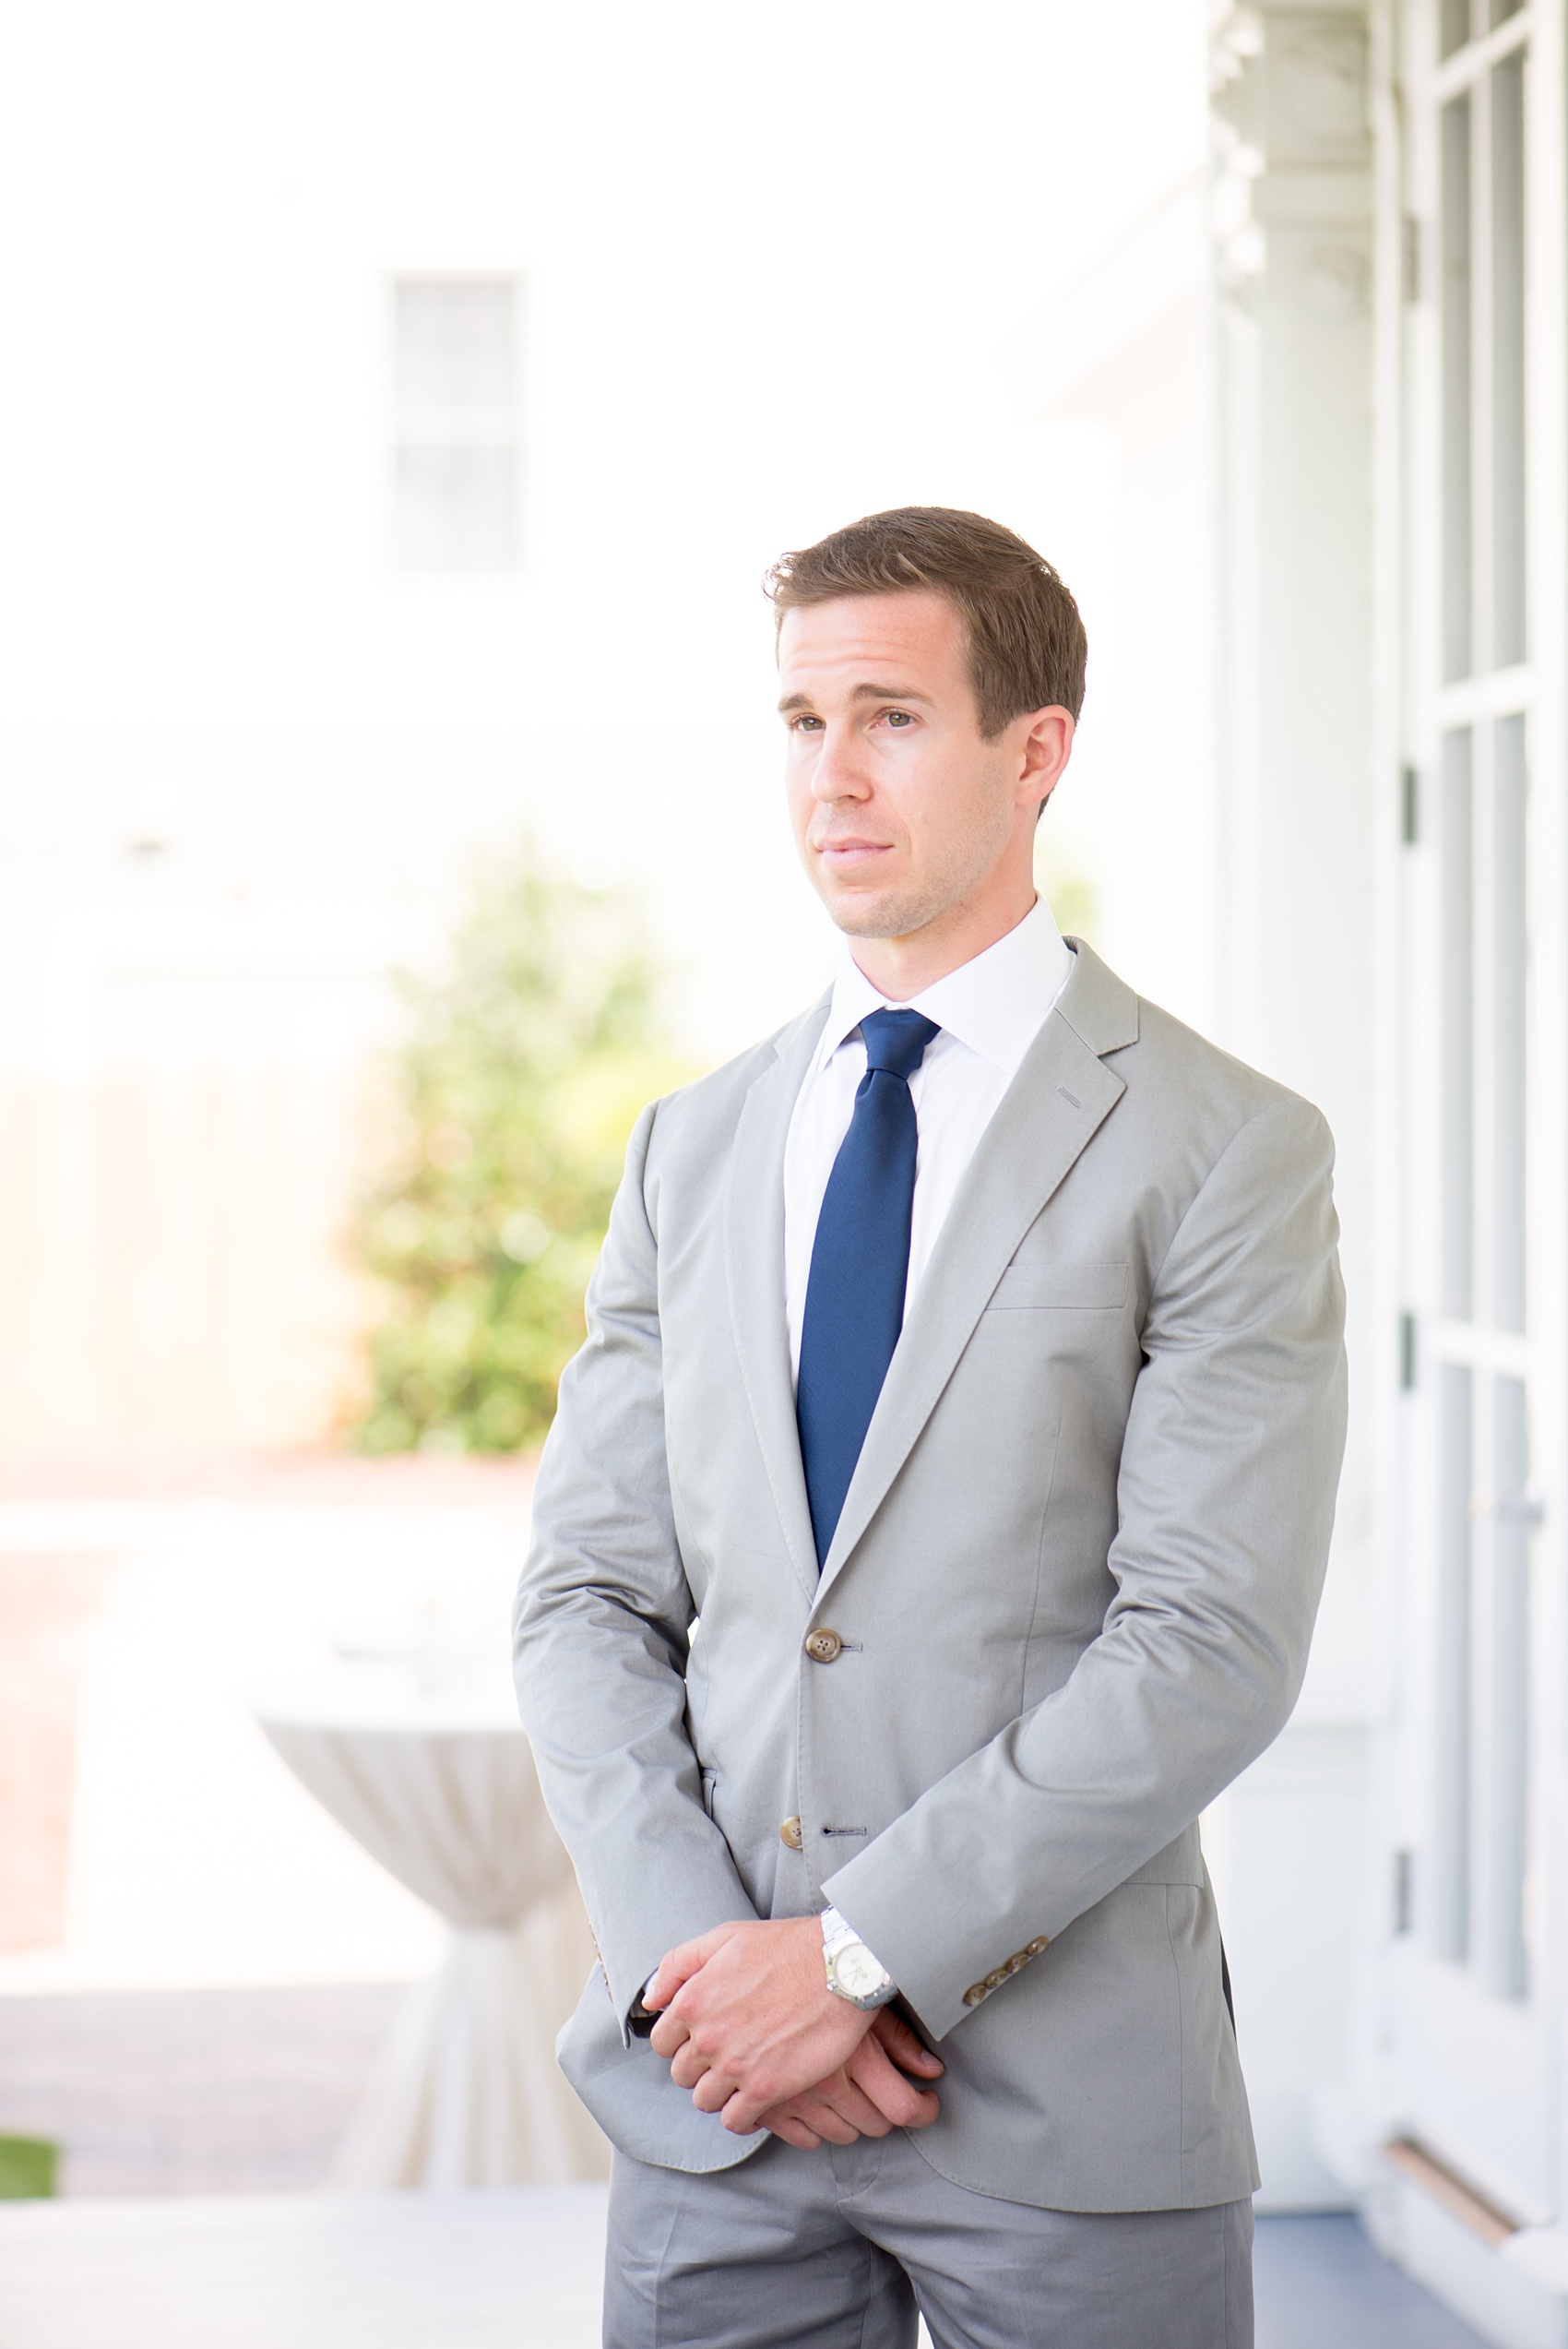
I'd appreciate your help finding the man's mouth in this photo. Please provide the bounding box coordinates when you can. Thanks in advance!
[814,839,894,871]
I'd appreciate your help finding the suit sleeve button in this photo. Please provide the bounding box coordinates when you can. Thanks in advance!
[984,1967,1008,1989]
[804,1628,844,1663]
[963,1984,988,2007]
[1027,1936,1051,1955]
[779,1816,803,1850]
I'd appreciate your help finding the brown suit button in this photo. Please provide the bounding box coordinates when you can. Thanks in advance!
[779,1816,803,1850]
[984,1967,1008,1989]
[963,1983,988,2007]
[1027,1936,1051,1955]
[1004,1952,1027,1974]
[804,1628,843,1663]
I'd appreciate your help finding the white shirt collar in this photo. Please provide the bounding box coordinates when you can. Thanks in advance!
[814,898,1074,1081]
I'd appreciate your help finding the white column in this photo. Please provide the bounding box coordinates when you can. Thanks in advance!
[1206,0,1379,2212]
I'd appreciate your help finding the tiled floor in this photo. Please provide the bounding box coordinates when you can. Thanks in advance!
[1254,2215,1489,2346]
[0,2194,1495,2348]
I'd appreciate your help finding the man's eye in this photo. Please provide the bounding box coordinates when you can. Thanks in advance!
[885,709,913,728]
[792,714,824,732]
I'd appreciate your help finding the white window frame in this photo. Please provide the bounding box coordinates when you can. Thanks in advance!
[1377,0,1568,2219]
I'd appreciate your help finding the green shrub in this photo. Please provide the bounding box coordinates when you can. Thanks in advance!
[0,2137,57,2199]
[353,853,687,1456]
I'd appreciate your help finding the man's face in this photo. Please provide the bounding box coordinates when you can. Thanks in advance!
[778,589,1039,946]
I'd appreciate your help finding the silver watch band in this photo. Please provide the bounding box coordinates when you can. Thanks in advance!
[820,1904,862,1957]
[821,1904,897,2003]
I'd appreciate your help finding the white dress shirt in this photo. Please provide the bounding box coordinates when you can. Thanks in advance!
[783,898,1075,1381]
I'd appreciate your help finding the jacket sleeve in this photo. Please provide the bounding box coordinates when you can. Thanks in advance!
[820,1093,1348,2039]
[511,1102,758,2036]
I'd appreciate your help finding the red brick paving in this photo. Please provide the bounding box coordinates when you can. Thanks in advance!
[0,1983,409,2195]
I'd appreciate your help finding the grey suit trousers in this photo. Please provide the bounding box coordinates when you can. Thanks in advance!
[603,2132,1253,2349]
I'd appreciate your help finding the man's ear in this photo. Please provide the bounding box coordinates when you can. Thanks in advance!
[1017,706,1075,809]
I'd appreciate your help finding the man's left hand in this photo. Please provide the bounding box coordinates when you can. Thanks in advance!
[647,1917,879,2136]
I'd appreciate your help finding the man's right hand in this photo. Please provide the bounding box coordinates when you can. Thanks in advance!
[755,2007,943,2151]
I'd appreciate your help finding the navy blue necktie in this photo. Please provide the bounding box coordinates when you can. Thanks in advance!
[797,1008,940,1568]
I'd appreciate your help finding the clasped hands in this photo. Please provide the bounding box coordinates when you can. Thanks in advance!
[644,1916,943,2150]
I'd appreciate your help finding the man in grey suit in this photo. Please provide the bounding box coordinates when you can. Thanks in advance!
[514,507,1347,2347]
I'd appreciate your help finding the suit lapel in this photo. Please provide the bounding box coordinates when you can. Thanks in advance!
[724,997,828,1604]
[816,946,1134,1597]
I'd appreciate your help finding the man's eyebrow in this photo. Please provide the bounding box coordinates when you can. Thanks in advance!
[776,683,934,714]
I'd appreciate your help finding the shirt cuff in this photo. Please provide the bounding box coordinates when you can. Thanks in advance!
[627,1970,660,2039]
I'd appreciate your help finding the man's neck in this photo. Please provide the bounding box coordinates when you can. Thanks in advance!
[846,888,1040,1004]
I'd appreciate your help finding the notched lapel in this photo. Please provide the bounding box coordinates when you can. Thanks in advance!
[816,985,1128,1595]
[723,1000,826,1603]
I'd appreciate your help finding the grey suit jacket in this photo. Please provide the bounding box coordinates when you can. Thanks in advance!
[512,940,1348,2212]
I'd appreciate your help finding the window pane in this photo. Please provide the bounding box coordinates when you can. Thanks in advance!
[1442,730,1474,1318]
[1441,0,1472,57]
[1491,54,1526,667]
[391,276,520,572]
[1493,716,1526,1331]
[394,447,517,571]
[1442,99,1473,680]
[1483,1376,1530,1999]
[1433,1365,1474,1961]
[395,280,516,412]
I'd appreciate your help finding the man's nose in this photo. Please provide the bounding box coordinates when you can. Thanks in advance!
[810,722,871,802]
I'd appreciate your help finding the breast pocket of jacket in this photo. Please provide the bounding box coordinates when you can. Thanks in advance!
[986,1259,1130,1312]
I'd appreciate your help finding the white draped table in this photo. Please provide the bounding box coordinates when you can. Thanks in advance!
[258,1702,609,2191]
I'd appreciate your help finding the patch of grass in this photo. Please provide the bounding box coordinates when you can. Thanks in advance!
[0,2136,57,2199]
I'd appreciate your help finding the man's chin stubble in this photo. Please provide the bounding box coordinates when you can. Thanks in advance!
[823,882,953,942]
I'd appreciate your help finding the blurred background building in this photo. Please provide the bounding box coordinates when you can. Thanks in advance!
[0,0,1203,1474]
[4,0,1568,2343]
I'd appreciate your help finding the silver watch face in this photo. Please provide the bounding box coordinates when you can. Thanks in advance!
[834,1941,890,2000]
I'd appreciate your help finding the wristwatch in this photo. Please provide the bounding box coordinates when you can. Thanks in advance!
[822,1904,897,2009]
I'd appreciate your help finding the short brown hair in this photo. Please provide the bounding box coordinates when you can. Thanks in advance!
[766,506,1087,738]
